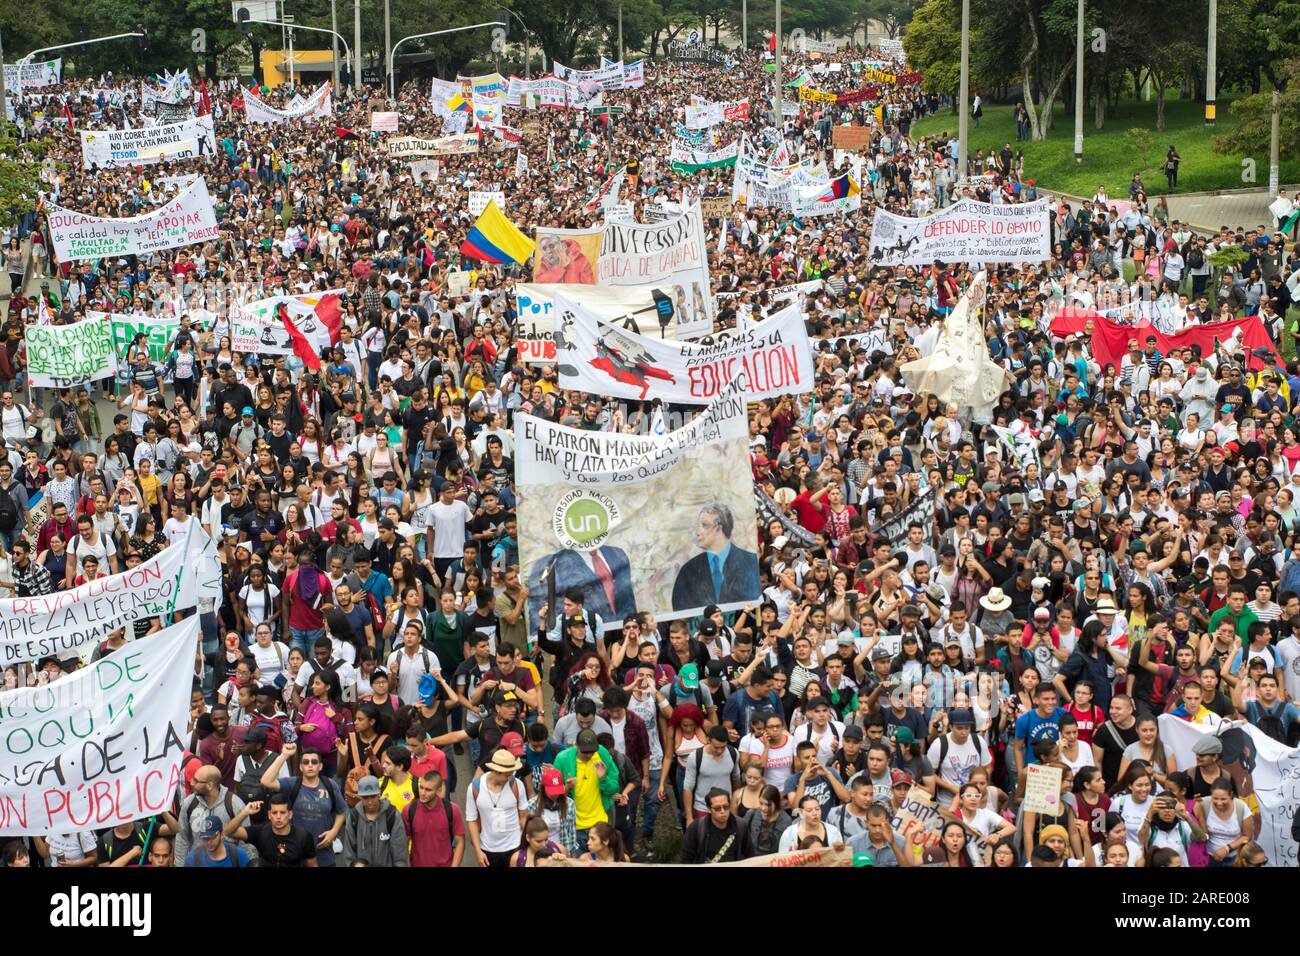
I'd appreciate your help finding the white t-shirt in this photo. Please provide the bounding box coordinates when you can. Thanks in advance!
[386,645,441,703]
[427,499,472,558]
[238,583,281,629]
[1112,793,1154,843]
[743,734,798,787]
[1276,636,1300,702]
[1202,798,1250,853]
[249,639,291,684]
[68,531,118,569]
[957,807,1005,865]
[925,733,987,788]
[464,775,526,853]
[48,831,97,866]
[777,821,843,853]
[792,720,846,764]
[1059,743,1096,774]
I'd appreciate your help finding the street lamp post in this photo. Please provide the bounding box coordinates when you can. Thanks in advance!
[1074,0,1084,163]
[618,3,624,64]
[385,0,392,99]
[353,0,361,92]
[1205,0,1217,125]
[247,18,353,93]
[389,22,507,98]
[330,0,339,89]
[743,0,747,50]
[957,0,969,180]
[774,0,782,126]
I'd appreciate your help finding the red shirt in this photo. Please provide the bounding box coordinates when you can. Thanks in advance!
[410,747,449,780]
[791,490,828,533]
[407,798,465,867]
[285,568,332,630]
[1065,703,1104,745]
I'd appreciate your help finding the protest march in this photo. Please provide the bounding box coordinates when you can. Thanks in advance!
[0,8,1297,897]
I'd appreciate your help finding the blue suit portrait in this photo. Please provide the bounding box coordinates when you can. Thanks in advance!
[527,544,638,625]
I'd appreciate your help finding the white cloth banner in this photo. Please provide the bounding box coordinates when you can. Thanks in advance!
[791,174,862,218]
[516,282,704,364]
[1158,715,1298,868]
[243,83,332,124]
[623,60,645,88]
[79,115,216,169]
[0,527,220,666]
[598,202,714,327]
[868,199,1052,266]
[506,76,577,108]
[46,177,219,262]
[3,59,62,90]
[0,616,199,836]
[555,296,813,404]
[469,190,507,217]
[231,318,294,355]
[684,98,748,129]
[553,61,625,91]
[25,316,118,388]
[386,135,478,157]
[370,111,399,132]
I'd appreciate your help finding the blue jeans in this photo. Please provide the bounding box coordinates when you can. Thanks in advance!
[639,768,662,838]
[290,627,324,658]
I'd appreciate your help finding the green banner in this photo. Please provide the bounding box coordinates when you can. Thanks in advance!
[108,314,181,364]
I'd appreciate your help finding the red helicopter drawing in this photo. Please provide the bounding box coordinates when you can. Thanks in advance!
[590,336,676,398]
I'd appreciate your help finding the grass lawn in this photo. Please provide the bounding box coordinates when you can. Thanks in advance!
[910,96,1300,198]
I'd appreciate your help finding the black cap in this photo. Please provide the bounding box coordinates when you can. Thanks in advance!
[576,729,599,754]
[698,619,718,636]
[843,724,864,741]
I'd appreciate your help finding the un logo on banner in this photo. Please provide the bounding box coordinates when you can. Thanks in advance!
[552,489,622,551]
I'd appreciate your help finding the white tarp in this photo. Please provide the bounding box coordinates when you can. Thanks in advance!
[599,202,714,327]
[45,176,219,262]
[243,82,332,124]
[0,616,199,835]
[516,282,705,364]
[868,199,1052,266]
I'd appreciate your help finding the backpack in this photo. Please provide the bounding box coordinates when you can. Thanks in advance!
[0,484,18,532]
[404,793,455,841]
[344,732,389,807]
[183,789,237,831]
[937,731,988,774]
[1249,701,1289,744]
[667,683,705,709]
[236,753,274,810]
[1197,795,1247,833]
[1187,247,1205,269]
[193,839,245,868]
[694,743,741,783]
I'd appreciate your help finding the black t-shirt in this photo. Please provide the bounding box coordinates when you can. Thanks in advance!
[245,822,317,866]
[465,716,525,769]
[1095,719,1141,785]
[95,822,148,865]
[264,429,293,463]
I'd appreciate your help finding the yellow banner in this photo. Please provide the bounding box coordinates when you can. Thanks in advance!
[798,85,838,104]
[863,67,899,84]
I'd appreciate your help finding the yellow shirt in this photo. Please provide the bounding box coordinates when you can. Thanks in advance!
[138,473,163,506]
[381,774,416,812]
[573,754,607,829]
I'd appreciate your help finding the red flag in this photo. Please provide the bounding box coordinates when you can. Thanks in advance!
[769,33,776,53]
[64,101,75,132]
[279,304,321,371]
[198,79,212,117]
[335,126,359,139]
[314,293,343,345]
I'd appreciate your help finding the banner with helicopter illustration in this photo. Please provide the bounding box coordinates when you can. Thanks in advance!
[553,294,813,404]
[515,282,704,364]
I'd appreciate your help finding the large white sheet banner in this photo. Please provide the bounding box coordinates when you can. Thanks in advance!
[386,135,478,157]
[517,382,760,630]
[516,282,707,364]
[243,82,332,124]
[553,61,626,91]
[79,114,216,169]
[0,616,199,835]
[46,177,219,262]
[599,202,714,327]
[1158,715,1298,868]
[868,199,1052,266]
[684,98,749,129]
[555,296,813,404]
[506,76,578,108]
[0,527,220,666]
[25,316,118,388]
[3,59,62,90]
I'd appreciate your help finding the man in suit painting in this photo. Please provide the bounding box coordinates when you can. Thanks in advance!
[672,503,761,612]
[527,544,637,629]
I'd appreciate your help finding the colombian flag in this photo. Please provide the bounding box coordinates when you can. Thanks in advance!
[817,174,860,202]
[446,94,470,113]
[459,201,536,265]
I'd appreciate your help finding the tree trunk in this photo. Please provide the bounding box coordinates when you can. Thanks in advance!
[1035,57,1074,139]
[1155,76,1166,131]
[1021,4,1043,141]
[1095,73,1106,129]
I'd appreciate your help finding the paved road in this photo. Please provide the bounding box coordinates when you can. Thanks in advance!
[1165,187,1300,235]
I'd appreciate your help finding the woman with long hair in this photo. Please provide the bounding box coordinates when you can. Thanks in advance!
[1109,764,1157,843]
[562,651,611,715]
[923,820,973,866]
[1115,715,1176,786]
[334,701,391,782]
[515,815,566,867]
[582,821,629,862]
[296,668,348,776]
[744,784,793,855]
[733,763,766,818]
[527,773,581,856]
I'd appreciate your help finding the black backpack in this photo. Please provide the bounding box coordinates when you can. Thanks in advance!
[0,484,18,532]
[1252,703,1288,744]
[1187,247,1205,269]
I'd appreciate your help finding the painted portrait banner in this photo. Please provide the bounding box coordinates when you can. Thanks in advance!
[554,295,812,404]
[0,527,220,666]
[532,226,603,286]
[0,616,198,836]
[79,115,216,169]
[599,202,713,327]
[45,177,219,262]
[25,317,118,388]
[515,282,703,365]
[867,199,1051,266]
[1159,716,1298,867]
[517,382,760,630]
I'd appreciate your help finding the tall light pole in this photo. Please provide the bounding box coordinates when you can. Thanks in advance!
[247,17,352,91]
[384,0,392,97]
[618,3,624,64]
[389,22,507,98]
[957,0,969,181]
[774,0,783,128]
[353,0,361,91]
[1074,0,1084,162]
[1205,0,1217,125]
[1270,90,1280,197]
[330,0,340,89]
[742,0,747,50]
[0,25,8,116]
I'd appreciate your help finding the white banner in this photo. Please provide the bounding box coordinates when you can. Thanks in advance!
[231,318,293,355]
[669,140,739,170]
[868,199,1052,266]
[46,177,219,262]
[791,174,862,218]
[555,296,813,404]
[599,202,714,326]
[79,114,216,169]
[3,59,62,90]
[1158,715,1298,868]
[243,82,332,124]
[623,60,645,89]
[506,76,577,108]
[469,190,506,217]
[516,282,706,364]
[0,616,199,836]
[25,316,118,388]
[553,61,625,91]
[386,135,478,157]
[518,382,760,630]
[0,528,220,666]
[370,111,399,132]
[684,98,749,129]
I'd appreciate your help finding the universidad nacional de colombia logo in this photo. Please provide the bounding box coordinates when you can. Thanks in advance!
[552,490,622,551]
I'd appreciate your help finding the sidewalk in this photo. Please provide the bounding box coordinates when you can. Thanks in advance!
[1164,186,1300,235]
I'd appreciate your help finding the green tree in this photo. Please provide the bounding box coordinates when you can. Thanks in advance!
[0,125,44,229]
[1213,59,1300,157]
[903,0,961,101]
